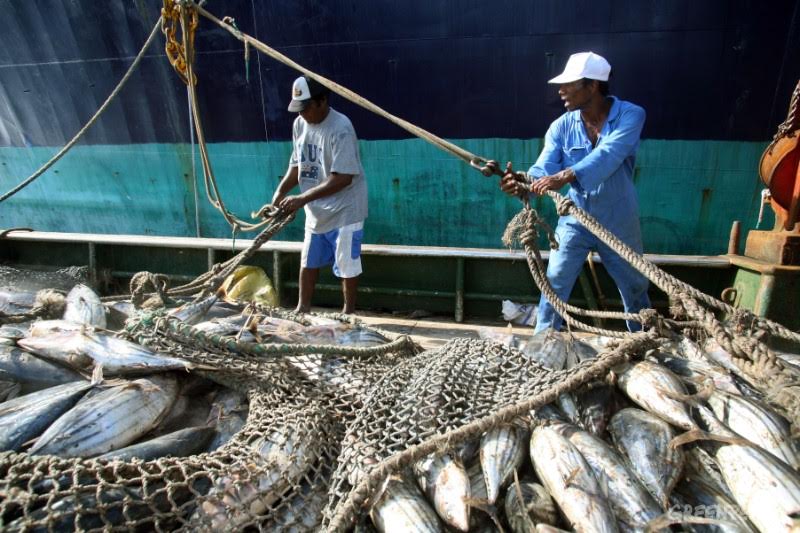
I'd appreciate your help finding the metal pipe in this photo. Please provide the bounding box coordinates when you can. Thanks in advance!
[455,257,464,323]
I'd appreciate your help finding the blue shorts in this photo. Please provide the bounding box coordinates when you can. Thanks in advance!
[300,221,364,278]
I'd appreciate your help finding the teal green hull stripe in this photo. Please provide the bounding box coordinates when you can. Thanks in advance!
[0,139,770,255]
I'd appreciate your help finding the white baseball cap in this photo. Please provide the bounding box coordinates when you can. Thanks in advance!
[287,75,328,112]
[548,52,611,84]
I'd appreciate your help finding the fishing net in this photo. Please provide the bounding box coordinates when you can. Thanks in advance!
[0,300,657,532]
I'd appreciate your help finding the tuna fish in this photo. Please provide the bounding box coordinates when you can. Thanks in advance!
[0,288,36,315]
[693,405,800,533]
[617,360,697,430]
[205,389,249,451]
[0,381,91,451]
[0,324,27,341]
[0,344,83,390]
[503,480,558,532]
[29,375,178,457]
[554,422,661,532]
[683,445,735,500]
[608,408,684,509]
[337,326,390,347]
[671,476,756,533]
[414,453,471,531]
[97,426,216,461]
[17,330,193,375]
[0,378,20,401]
[195,429,316,529]
[649,349,741,396]
[63,284,106,328]
[706,389,799,469]
[370,475,443,533]
[576,383,615,436]
[479,423,527,504]
[168,295,218,324]
[530,424,619,532]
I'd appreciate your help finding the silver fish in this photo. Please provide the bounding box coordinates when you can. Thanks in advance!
[649,349,741,396]
[337,326,390,347]
[18,330,193,375]
[522,329,569,369]
[695,406,800,533]
[0,324,28,341]
[205,389,249,451]
[536,526,571,533]
[196,428,316,529]
[555,422,661,532]
[6,486,149,532]
[683,445,735,501]
[617,360,697,430]
[530,424,619,532]
[707,389,799,469]
[557,393,582,425]
[63,284,106,328]
[30,375,177,457]
[0,288,36,315]
[576,383,615,436]
[153,392,213,437]
[467,460,488,502]
[671,476,756,533]
[0,381,91,451]
[264,477,328,532]
[414,453,470,531]
[455,439,480,465]
[27,318,86,337]
[503,480,558,532]
[480,423,527,504]
[0,344,83,390]
[168,295,218,324]
[0,378,20,401]
[370,475,443,533]
[608,408,684,509]
[97,426,216,461]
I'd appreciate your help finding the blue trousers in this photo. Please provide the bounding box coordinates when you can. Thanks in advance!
[534,221,651,333]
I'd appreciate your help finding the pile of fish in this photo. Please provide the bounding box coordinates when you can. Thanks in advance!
[3,273,800,532]
[364,331,800,533]
[0,282,388,464]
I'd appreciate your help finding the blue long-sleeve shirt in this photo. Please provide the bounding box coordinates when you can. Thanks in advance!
[528,96,645,242]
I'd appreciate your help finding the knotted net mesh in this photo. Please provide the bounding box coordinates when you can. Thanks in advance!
[0,302,653,532]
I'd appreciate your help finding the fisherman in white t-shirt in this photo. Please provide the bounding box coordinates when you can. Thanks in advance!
[271,76,368,314]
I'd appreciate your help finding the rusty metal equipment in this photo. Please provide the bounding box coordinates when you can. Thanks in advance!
[726,79,800,330]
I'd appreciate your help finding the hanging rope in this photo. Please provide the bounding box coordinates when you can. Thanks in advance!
[0,17,163,204]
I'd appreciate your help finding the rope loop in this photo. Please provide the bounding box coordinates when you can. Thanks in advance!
[555,195,574,216]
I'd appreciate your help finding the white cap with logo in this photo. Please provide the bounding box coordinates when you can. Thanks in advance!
[548,52,611,84]
[288,76,328,112]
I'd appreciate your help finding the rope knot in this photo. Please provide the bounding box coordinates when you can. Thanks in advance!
[555,196,574,216]
[637,308,660,331]
[130,271,170,309]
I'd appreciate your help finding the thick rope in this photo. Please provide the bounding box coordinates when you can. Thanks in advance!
[326,332,659,532]
[0,17,163,204]
[547,191,800,344]
[503,208,665,337]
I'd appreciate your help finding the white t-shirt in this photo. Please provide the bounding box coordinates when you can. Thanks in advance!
[289,108,368,233]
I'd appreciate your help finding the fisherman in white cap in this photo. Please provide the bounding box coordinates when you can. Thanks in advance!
[490,52,651,333]
[271,75,368,314]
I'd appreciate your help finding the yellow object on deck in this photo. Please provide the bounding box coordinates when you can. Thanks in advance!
[220,266,278,307]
